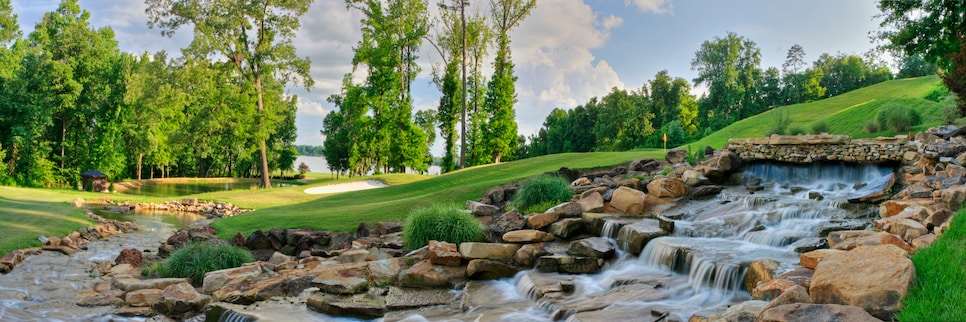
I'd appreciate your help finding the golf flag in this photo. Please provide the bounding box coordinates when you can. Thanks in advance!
[663,133,667,142]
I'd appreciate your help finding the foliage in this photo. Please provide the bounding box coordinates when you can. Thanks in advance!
[402,203,484,250]
[685,145,705,166]
[297,162,310,174]
[295,145,325,157]
[926,84,951,102]
[788,126,807,135]
[897,54,937,79]
[766,109,793,136]
[876,103,922,133]
[864,120,879,134]
[512,175,572,212]
[810,120,830,134]
[691,32,762,129]
[897,207,966,321]
[943,103,960,125]
[159,241,254,285]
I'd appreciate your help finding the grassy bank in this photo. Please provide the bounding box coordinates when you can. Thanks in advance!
[897,210,966,321]
[690,76,943,149]
[211,150,661,238]
[0,186,98,255]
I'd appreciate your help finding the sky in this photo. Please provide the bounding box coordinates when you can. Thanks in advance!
[10,0,887,154]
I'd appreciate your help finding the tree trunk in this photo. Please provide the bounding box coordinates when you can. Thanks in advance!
[137,151,143,181]
[60,118,67,168]
[255,75,272,188]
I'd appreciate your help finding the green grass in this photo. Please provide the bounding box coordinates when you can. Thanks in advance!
[689,76,943,150]
[0,186,97,255]
[512,175,573,214]
[211,150,662,238]
[897,210,966,321]
[402,203,485,250]
[159,241,255,285]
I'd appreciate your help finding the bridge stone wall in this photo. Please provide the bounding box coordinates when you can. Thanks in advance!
[726,134,917,163]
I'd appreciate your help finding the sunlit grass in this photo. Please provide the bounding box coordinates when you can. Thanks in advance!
[896,209,966,321]
[0,186,96,255]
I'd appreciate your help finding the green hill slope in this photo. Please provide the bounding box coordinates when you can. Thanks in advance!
[688,76,944,149]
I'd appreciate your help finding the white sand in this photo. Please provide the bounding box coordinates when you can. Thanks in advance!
[303,180,389,195]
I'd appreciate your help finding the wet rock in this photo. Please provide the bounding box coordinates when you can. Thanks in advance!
[116,306,157,317]
[577,191,604,212]
[502,230,555,243]
[817,220,869,237]
[717,149,742,171]
[744,259,779,294]
[385,286,454,310]
[125,289,163,307]
[705,300,768,322]
[428,240,461,267]
[214,274,314,304]
[458,242,521,262]
[467,259,519,280]
[158,282,210,317]
[526,212,559,230]
[311,262,370,295]
[810,244,915,320]
[580,212,618,236]
[307,293,386,319]
[466,200,500,217]
[690,185,724,199]
[610,187,647,215]
[758,303,881,322]
[548,218,586,240]
[567,237,615,259]
[535,255,599,274]
[554,284,673,320]
[789,237,827,253]
[647,177,688,198]
[76,289,125,307]
[615,219,669,255]
[827,230,913,252]
[114,277,189,293]
[514,242,551,267]
[752,278,800,301]
[398,260,467,289]
[201,264,262,294]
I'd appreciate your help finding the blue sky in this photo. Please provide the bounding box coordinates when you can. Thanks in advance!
[10,0,886,153]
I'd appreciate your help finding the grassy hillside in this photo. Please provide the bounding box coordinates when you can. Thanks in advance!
[211,150,663,238]
[688,76,944,150]
[0,187,97,255]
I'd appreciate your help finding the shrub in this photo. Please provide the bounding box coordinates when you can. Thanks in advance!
[810,120,830,134]
[943,103,960,125]
[402,203,485,250]
[766,109,793,136]
[925,84,950,102]
[512,175,572,213]
[788,126,807,135]
[864,119,879,133]
[876,103,922,133]
[159,241,254,285]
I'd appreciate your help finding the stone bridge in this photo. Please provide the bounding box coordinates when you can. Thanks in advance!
[725,134,916,164]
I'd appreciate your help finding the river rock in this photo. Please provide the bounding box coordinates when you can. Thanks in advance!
[114,277,189,292]
[744,259,779,293]
[758,303,881,322]
[215,274,314,304]
[690,185,724,199]
[398,260,466,289]
[466,200,500,217]
[827,230,913,252]
[159,282,210,317]
[458,242,521,262]
[647,177,688,198]
[775,268,814,289]
[615,220,668,255]
[76,289,125,307]
[752,278,800,301]
[705,300,768,322]
[514,243,551,267]
[503,230,555,243]
[428,240,461,267]
[467,259,519,280]
[809,244,915,320]
[201,264,262,294]
[760,285,812,312]
[311,262,370,295]
[799,249,845,269]
[307,293,386,319]
[535,255,599,274]
[577,191,604,212]
[548,218,586,240]
[567,237,616,259]
[125,289,163,307]
[526,212,559,230]
[610,186,647,215]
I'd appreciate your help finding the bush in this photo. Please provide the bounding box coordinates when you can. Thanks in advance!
[876,103,922,133]
[943,103,960,125]
[512,175,572,213]
[810,120,830,134]
[926,84,951,102]
[766,109,792,136]
[788,126,807,135]
[159,241,254,285]
[402,203,485,250]
[864,119,879,133]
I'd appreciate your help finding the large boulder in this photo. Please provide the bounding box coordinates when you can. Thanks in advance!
[758,303,881,322]
[665,149,688,164]
[526,212,559,230]
[548,218,586,240]
[466,200,500,217]
[567,237,616,259]
[115,248,144,267]
[159,282,211,317]
[215,274,314,304]
[609,187,648,215]
[428,240,462,267]
[487,211,526,242]
[398,260,467,289]
[647,177,688,198]
[307,293,386,319]
[467,259,520,280]
[113,277,189,293]
[809,244,915,320]
[744,259,779,294]
[458,242,522,262]
[125,289,163,307]
[577,191,604,213]
[201,264,262,294]
[799,249,845,270]
[827,230,913,252]
[502,230,555,243]
[309,262,370,295]
[615,220,669,255]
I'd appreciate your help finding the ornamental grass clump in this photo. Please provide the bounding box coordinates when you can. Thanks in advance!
[159,241,254,285]
[402,203,485,250]
[512,175,573,214]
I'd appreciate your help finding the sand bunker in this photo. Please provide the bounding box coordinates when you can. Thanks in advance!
[303,180,388,195]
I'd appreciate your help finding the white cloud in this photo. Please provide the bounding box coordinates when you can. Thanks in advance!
[624,0,674,14]
[510,0,625,136]
[296,97,327,117]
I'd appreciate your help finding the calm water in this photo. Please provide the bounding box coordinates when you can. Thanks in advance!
[295,156,441,175]
[120,181,260,197]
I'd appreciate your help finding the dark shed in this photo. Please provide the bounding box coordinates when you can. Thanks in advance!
[81,170,109,192]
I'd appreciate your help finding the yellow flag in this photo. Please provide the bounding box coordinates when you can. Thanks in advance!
[663,133,667,142]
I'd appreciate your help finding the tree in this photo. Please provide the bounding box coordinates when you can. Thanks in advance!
[146,0,315,188]
[897,54,937,78]
[427,3,465,173]
[691,32,762,130]
[483,0,535,163]
[782,44,806,74]
[877,0,966,113]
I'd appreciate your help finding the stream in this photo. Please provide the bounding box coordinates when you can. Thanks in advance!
[0,162,891,321]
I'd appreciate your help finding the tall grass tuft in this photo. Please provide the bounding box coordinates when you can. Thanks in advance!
[512,175,572,214]
[896,209,966,321]
[159,241,255,285]
[402,203,485,250]
[876,102,922,133]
